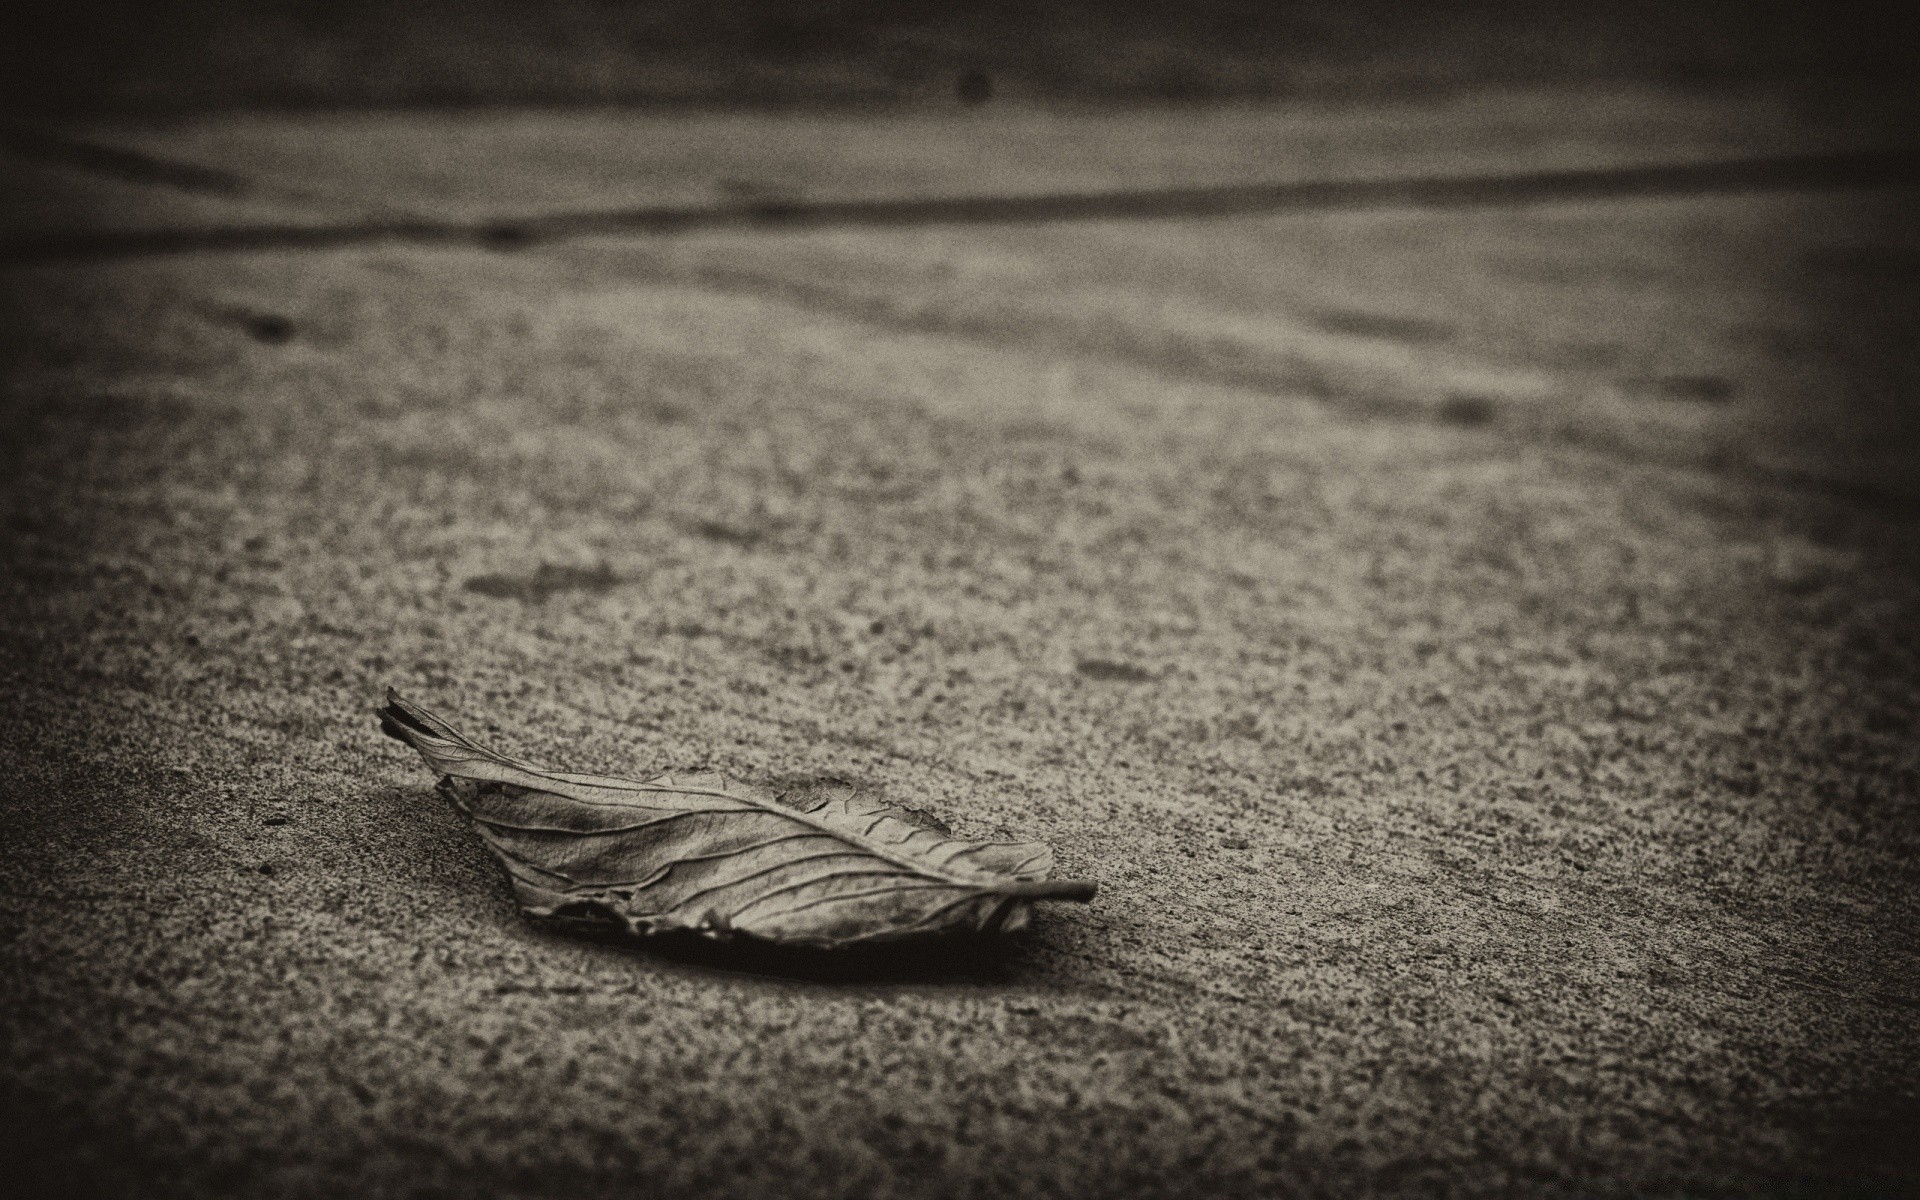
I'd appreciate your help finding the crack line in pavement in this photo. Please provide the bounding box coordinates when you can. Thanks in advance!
[0,125,254,196]
[8,132,1916,510]
[0,124,428,224]
[4,147,1916,267]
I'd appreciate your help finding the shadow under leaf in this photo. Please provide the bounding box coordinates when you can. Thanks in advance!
[527,910,1053,987]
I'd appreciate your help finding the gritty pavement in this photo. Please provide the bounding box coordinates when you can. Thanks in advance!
[2,82,1918,1199]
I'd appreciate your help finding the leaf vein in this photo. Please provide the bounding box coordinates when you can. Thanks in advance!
[470,807,761,836]
[724,870,932,921]
[748,881,961,924]
[667,850,886,912]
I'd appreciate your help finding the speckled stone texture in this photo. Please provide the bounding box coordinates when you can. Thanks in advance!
[2,87,1917,1199]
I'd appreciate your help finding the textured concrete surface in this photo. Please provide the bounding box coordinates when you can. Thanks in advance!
[3,85,1919,1198]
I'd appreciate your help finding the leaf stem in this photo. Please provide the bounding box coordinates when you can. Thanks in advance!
[997,879,1097,902]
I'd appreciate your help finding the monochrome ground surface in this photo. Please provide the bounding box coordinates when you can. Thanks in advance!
[2,81,1918,1198]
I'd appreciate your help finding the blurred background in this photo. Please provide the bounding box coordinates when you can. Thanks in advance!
[1,0,1913,114]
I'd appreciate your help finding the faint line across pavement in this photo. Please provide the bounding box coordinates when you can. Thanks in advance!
[4,146,1916,267]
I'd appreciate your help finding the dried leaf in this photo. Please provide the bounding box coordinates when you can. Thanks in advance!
[377,691,1096,947]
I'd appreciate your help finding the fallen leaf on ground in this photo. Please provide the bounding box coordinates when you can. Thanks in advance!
[377,690,1096,947]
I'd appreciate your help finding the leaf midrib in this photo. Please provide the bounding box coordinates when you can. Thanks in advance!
[494,768,1006,890]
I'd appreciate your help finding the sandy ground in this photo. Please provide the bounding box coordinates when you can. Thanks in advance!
[2,83,1918,1198]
